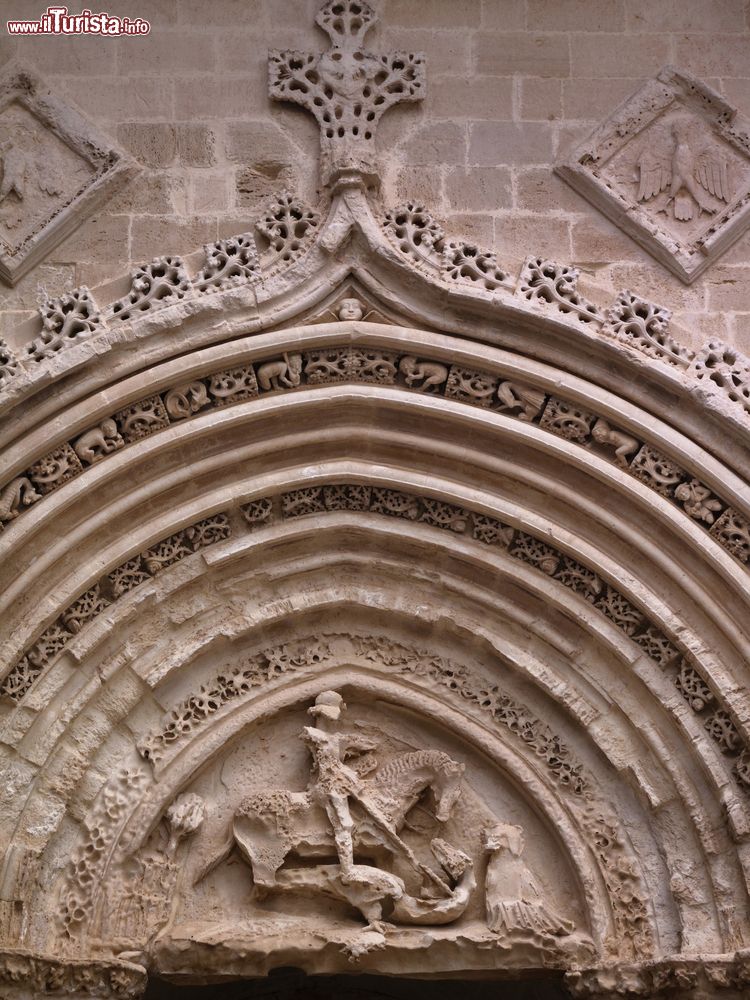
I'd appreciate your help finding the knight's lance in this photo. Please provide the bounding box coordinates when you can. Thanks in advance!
[349,788,451,897]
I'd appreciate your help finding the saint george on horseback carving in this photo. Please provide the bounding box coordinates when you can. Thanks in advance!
[200,689,473,929]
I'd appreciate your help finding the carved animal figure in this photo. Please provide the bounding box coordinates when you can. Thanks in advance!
[0,477,41,523]
[213,749,464,891]
[497,381,546,421]
[590,418,639,468]
[675,480,723,524]
[257,352,303,391]
[73,419,122,465]
[636,118,731,222]
[399,356,448,391]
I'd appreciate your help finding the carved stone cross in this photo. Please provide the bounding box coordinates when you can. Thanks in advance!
[269,0,426,187]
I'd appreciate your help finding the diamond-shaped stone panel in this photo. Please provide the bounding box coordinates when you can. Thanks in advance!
[0,64,137,286]
[555,67,750,284]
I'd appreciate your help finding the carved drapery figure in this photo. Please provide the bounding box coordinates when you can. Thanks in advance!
[483,823,574,939]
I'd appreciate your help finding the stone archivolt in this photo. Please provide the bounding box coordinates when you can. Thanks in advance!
[2,3,750,998]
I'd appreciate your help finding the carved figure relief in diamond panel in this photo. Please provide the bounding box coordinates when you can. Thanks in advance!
[604,113,747,244]
[555,68,750,282]
[0,101,93,250]
[110,689,590,978]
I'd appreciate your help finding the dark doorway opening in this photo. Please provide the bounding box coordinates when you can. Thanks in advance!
[144,969,570,999]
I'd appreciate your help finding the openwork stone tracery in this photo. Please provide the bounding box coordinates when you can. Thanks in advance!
[1,2,750,999]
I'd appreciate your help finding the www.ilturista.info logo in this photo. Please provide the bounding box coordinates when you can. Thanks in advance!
[7,6,150,34]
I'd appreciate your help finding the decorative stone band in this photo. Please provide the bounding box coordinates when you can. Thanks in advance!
[0,949,145,999]
[565,950,750,999]
[2,196,749,425]
[2,343,747,571]
[61,634,652,957]
[3,483,748,798]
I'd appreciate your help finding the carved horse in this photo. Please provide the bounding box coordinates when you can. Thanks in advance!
[202,750,464,889]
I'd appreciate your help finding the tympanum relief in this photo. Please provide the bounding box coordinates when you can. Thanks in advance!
[100,690,587,977]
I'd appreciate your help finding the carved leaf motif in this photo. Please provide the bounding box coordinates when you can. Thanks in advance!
[240,497,274,527]
[704,710,742,754]
[690,339,750,415]
[195,232,259,292]
[675,659,715,712]
[629,444,686,497]
[370,488,420,520]
[282,487,326,517]
[114,394,170,442]
[540,397,596,442]
[28,443,83,494]
[472,513,514,548]
[510,533,561,575]
[631,626,680,668]
[27,287,103,362]
[142,531,192,574]
[207,366,259,405]
[256,192,320,263]
[323,484,372,510]
[519,257,603,324]
[606,290,692,368]
[420,498,471,533]
[60,585,110,635]
[594,586,646,636]
[0,335,21,388]
[107,557,151,598]
[442,241,511,290]
[0,656,39,702]
[383,202,445,267]
[555,557,603,602]
[445,365,498,407]
[710,507,750,563]
[110,256,191,322]
[184,513,231,549]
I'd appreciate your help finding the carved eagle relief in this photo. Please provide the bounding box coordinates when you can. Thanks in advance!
[634,117,732,222]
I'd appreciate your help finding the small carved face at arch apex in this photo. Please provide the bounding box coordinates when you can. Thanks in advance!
[338,297,365,321]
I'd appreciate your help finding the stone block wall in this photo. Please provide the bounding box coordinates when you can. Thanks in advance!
[1,0,749,349]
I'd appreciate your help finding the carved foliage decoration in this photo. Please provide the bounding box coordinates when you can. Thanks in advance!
[109,256,191,322]
[690,339,750,416]
[269,0,425,183]
[605,290,692,368]
[194,232,259,292]
[26,287,103,362]
[255,191,320,264]
[519,257,602,324]
[555,67,750,283]
[2,341,746,577]
[0,515,231,701]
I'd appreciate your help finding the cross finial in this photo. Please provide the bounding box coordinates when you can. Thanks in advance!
[269,0,426,188]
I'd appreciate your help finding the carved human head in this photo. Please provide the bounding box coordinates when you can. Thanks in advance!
[308,689,345,722]
[482,822,524,856]
[338,297,365,321]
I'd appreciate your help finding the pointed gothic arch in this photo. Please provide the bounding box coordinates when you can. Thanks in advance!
[1,4,750,999]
